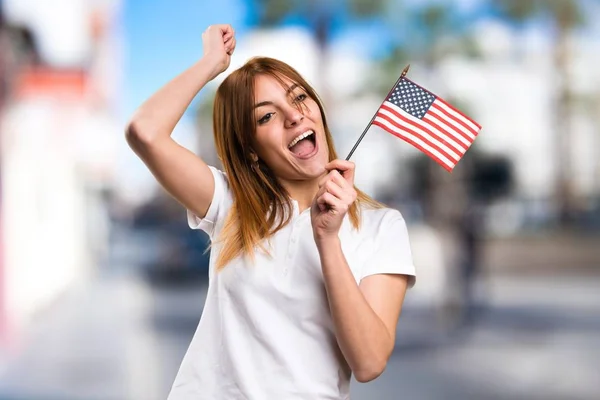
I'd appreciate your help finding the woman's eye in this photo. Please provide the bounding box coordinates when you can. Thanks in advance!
[258,112,274,124]
[294,93,307,102]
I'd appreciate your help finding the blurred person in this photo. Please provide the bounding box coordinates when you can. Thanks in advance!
[456,195,485,325]
[126,24,416,400]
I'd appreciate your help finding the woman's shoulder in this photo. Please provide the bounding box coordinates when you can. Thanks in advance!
[359,205,406,231]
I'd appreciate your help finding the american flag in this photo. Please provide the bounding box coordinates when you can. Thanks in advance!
[372,77,481,172]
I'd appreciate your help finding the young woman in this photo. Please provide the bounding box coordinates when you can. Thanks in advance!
[126,24,416,400]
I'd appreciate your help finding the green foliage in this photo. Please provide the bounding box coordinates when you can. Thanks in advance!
[492,0,585,29]
[419,3,453,32]
[256,0,389,30]
[347,0,387,17]
[369,46,410,97]
[493,0,539,22]
[257,0,299,26]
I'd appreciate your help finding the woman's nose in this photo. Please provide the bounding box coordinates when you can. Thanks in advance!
[284,106,304,128]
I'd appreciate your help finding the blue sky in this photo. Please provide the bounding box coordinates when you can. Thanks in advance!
[122,0,250,118]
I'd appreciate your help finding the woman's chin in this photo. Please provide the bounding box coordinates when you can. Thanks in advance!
[284,151,328,179]
[303,160,327,177]
[288,165,325,181]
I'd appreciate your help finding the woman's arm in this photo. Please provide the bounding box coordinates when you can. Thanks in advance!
[317,237,409,382]
[125,24,236,219]
[310,159,410,382]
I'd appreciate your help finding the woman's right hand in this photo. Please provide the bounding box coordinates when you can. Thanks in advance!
[202,24,236,80]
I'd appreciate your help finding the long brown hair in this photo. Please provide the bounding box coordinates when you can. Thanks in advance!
[212,57,382,270]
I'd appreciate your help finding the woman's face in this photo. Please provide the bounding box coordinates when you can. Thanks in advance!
[252,74,329,183]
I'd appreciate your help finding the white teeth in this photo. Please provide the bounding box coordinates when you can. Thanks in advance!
[288,130,314,148]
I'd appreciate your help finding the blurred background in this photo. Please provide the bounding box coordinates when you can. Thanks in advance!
[0,0,599,399]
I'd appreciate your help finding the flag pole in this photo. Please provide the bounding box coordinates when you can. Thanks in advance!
[345,64,411,161]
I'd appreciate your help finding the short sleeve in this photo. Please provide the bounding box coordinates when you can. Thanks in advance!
[186,166,232,239]
[361,210,416,288]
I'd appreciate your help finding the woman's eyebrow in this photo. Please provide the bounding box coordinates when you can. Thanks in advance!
[253,84,300,109]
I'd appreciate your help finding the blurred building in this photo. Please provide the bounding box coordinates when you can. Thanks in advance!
[0,0,123,347]
[433,21,599,231]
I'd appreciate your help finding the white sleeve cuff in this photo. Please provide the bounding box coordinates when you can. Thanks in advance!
[186,166,227,237]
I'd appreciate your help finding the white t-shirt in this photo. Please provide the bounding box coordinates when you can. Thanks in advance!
[167,166,416,400]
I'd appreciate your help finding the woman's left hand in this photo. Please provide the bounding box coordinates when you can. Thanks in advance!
[311,160,358,243]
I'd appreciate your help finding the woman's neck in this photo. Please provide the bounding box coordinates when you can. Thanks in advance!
[282,178,321,213]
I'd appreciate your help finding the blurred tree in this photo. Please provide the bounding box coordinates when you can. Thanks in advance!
[491,0,586,225]
[256,0,388,50]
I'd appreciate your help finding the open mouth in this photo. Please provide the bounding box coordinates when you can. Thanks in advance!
[288,130,317,159]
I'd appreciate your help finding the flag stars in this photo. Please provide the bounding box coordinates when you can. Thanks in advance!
[386,78,436,119]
